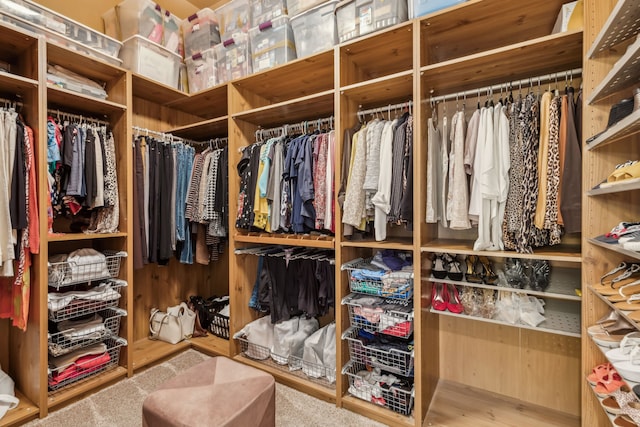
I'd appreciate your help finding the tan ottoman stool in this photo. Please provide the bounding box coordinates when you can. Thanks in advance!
[142,356,275,427]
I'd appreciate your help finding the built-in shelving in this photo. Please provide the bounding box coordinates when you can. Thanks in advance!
[588,34,640,104]
[47,232,128,242]
[131,338,191,372]
[587,179,640,196]
[189,335,230,358]
[587,0,640,58]
[170,116,229,140]
[588,238,640,261]
[130,73,187,105]
[233,232,335,249]
[168,84,228,119]
[0,71,38,95]
[586,379,617,427]
[0,390,38,427]
[47,86,126,115]
[341,237,414,251]
[47,366,127,409]
[340,71,413,107]
[590,285,640,331]
[586,108,640,150]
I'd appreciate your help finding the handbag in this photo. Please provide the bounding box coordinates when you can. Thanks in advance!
[149,303,196,344]
[0,364,18,420]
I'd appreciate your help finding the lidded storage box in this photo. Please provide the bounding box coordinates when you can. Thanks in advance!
[120,35,181,89]
[290,1,338,58]
[412,0,466,17]
[336,0,408,43]
[250,0,288,27]
[115,0,164,44]
[249,16,297,73]
[287,0,326,17]
[217,0,251,38]
[215,33,252,82]
[181,8,221,57]
[162,9,183,56]
[373,0,408,30]
[185,48,218,93]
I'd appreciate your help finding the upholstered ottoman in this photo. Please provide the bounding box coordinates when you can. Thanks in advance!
[142,356,275,427]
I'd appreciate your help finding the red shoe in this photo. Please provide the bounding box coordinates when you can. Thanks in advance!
[446,284,464,314]
[432,283,448,311]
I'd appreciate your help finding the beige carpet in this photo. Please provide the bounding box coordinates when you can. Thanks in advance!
[24,350,386,427]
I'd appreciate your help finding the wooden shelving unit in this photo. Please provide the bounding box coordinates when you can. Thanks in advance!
[586,107,640,150]
[46,366,128,409]
[588,34,640,104]
[131,338,191,371]
[587,0,640,57]
[588,238,640,261]
[421,239,582,262]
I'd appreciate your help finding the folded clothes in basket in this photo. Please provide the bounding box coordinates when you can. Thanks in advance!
[48,281,121,312]
[348,367,411,407]
[49,342,107,370]
[48,248,112,285]
[57,313,106,340]
[49,351,111,387]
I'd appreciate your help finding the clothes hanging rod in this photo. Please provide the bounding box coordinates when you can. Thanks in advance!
[358,101,412,117]
[132,126,228,147]
[428,67,583,104]
[255,115,334,141]
[0,96,23,107]
[48,109,109,126]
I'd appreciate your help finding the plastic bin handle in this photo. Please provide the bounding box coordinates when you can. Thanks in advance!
[223,38,236,47]
[259,20,273,31]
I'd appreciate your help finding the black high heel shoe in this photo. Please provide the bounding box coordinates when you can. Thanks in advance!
[444,254,463,281]
[432,253,448,279]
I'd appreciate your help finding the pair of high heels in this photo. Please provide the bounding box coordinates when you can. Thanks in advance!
[432,253,463,281]
[431,283,463,314]
[504,258,551,291]
[464,255,498,285]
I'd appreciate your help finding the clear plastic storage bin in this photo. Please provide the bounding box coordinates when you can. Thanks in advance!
[162,9,183,56]
[412,0,466,17]
[290,1,338,58]
[115,0,164,44]
[216,0,251,38]
[249,17,297,73]
[185,48,218,93]
[336,0,407,43]
[373,0,408,30]
[0,0,121,58]
[182,8,221,57]
[215,33,252,82]
[287,0,326,17]
[120,35,181,89]
[250,0,288,27]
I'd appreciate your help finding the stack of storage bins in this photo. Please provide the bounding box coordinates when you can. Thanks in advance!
[335,0,408,44]
[215,0,252,83]
[290,1,338,58]
[249,0,297,74]
[104,0,183,90]
[183,8,221,93]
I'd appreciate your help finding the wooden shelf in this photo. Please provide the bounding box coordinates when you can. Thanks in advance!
[588,238,640,261]
[232,355,336,403]
[590,285,640,332]
[131,73,188,105]
[424,266,581,301]
[0,389,38,427]
[170,116,229,140]
[189,335,230,358]
[421,239,582,263]
[168,84,228,120]
[419,0,572,66]
[341,395,414,427]
[131,338,191,371]
[0,71,37,96]
[47,43,125,84]
[341,237,414,251]
[585,379,617,427]
[232,50,334,105]
[47,232,127,242]
[588,179,640,196]
[0,22,38,58]
[420,30,583,95]
[588,34,640,104]
[47,366,127,409]
[231,90,335,127]
[586,105,640,151]
[427,298,581,338]
[233,232,335,249]
[588,0,640,58]
[47,86,126,117]
[339,71,413,108]
[339,21,413,87]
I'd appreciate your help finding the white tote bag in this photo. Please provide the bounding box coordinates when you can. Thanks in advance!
[0,364,19,420]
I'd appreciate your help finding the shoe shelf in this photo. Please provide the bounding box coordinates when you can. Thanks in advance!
[588,34,640,104]
[233,231,335,249]
[428,298,581,338]
[341,237,414,251]
[589,238,640,261]
[423,266,582,302]
[586,108,640,151]
[588,0,640,58]
[590,285,640,332]
[585,378,618,427]
[421,239,582,263]
[588,178,640,197]
[593,342,640,391]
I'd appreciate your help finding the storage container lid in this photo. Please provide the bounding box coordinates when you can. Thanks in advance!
[121,34,182,59]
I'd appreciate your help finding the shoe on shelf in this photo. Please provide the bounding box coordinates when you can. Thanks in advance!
[587,316,634,337]
[432,254,448,279]
[614,358,640,384]
[592,327,637,348]
[446,284,464,314]
[609,280,640,303]
[504,257,528,289]
[594,262,631,291]
[464,255,484,284]
[478,256,498,285]
[613,399,640,427]
[597,264,640,296]
[444,254,464,281]
[622,234,640,252]
[615,294,640,311]
[431,283,448,312]
[527,259,550,292]
[602,385,636,415]
[588,363,614,385]
[594,367,626,397]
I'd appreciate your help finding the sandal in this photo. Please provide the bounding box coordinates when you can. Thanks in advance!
[614,401,640,426]
[587,317,635,337]
[599,265,640,296]
[504,258,527,289]
[444,254,464,281]
[615,294,640,311]
[594,368,626,397]
[478,256,498,285]
[600,262,631,287]
[464,255,483,284]
[610,280,640,303]
[432,254,448,279]
[588,363,614,385]
[603,385,635,415]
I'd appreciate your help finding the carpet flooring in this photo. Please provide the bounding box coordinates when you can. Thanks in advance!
[24,350,386,427]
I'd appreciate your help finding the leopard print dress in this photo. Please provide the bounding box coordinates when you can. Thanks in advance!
[502,99,523,250]
[543,95,563,245]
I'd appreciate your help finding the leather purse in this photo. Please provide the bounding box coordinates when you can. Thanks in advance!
[0,364,18,420]
[149,303,196,344]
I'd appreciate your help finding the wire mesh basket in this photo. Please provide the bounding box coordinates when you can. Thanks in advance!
[48,337,127,393]
[341,258,413,302]
[342,293,414,338]
[48,250,127,289]
[342,327,414,376]
[48,307,126,357]
[235,336,336,387]
[343,359,414,416]
[209,312,230,339]
[48,279,127,322]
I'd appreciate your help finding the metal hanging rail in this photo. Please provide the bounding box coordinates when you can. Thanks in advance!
[357,101,413,120]
[428,67,583,104]
[47,108,109,126]
[132,126,228,148]
[254,115,334,142]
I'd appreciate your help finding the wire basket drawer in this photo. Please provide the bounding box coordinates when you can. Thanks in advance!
[342,293,413,338]
[48,250,127,289]
[288,354,336,384]
[343,359,414,416]
[48,279,127,322]
[209,312,230,339]
[342,327,414,376]
[48,337,127,393]
[48,307,126,357]
[341,258,413,302]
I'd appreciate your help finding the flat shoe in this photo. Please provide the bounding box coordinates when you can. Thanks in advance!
[588,317,635,337]
[593,330,636,348]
